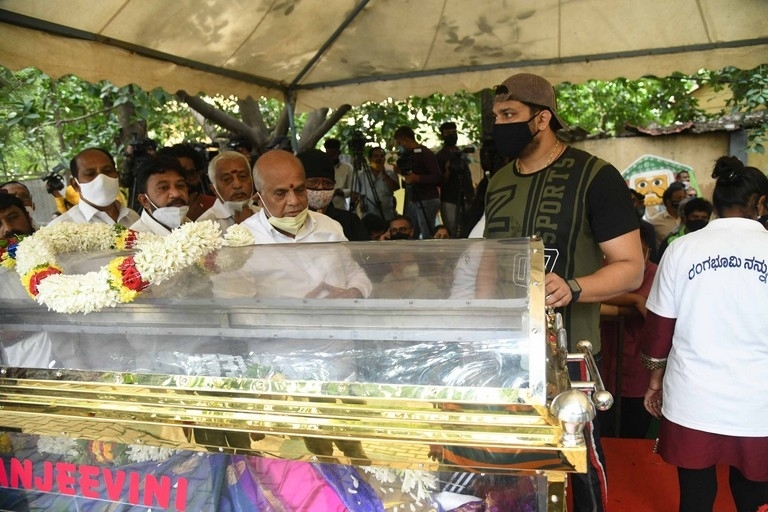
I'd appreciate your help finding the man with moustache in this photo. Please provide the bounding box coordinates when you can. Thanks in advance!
[156,144,216,220]
[0,193,35,242]
[197,151,258,231]
[0,180,38,229]
[482,73,644,512]
[129,156,191,236]
[49,148,139,227]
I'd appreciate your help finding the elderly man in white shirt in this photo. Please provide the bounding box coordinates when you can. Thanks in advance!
[48,148,139,227]
[197,151,259,231]
[237,149,371,299]
[129,156,190,236]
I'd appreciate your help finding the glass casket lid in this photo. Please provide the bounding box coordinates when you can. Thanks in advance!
[0,237,583,473]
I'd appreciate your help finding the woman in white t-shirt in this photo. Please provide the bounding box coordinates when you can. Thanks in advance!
[642,156,768,512]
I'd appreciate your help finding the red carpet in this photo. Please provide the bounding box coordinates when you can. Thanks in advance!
[567,438,737,511]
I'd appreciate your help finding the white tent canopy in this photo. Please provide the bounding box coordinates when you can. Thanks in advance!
[1,0,767,110]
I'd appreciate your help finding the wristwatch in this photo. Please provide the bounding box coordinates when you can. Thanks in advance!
[567,279,582,302]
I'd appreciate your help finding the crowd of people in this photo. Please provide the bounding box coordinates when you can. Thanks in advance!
[2,72,767,512]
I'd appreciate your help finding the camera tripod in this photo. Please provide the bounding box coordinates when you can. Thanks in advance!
[405,181,434,238]
[349,148,386,220]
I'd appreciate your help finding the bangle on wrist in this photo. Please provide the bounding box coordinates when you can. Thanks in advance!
[648,386,661,391]
[641,353,667,370]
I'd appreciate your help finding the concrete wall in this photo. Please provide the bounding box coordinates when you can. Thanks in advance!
[571,131,767,202]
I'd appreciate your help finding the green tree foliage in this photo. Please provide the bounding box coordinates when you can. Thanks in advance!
[2,64,766,181]
[330,91,483,152]
[555,74,702,136]
[0,67,204,179]
[698,64,768,154]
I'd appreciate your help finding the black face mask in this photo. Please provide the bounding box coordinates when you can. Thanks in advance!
[686,219,708,232]
[443,134,458,147]
[492,115,537,159]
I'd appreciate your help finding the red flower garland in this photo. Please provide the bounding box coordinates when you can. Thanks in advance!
[26,266,63,297]
[117,256,149,293]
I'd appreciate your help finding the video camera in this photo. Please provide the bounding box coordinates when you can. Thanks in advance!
[396,149,414,175]
[348,130,374,153]
[41,164,67,194]
[227,135,253,154]
[126,137,157,160]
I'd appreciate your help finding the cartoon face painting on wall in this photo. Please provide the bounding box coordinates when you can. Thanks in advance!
[622,155,698,214]
[627,170,675,207]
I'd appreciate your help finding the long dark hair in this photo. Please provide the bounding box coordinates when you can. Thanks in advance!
[711,156,768,218]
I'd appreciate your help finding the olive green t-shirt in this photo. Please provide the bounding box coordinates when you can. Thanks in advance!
[484,146,639,352]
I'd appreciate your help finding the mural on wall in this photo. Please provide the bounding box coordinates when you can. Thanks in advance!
[622,155,700,216]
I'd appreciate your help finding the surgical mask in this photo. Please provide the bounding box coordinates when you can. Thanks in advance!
[492,115,537,159]
[77,174,119,207]
[212,182,253,218]
[146,197,188,230]
[224,199,252,217]
[443,134,458,147]
[259,194,308,236]
[686,219,708,232]
[307,189,335,211]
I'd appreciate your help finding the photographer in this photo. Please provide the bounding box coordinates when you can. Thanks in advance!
[354,146,399,222]
[393,126,442,239]
[323,138,354,210]
[436,122,475,238]
[38,165,79,214]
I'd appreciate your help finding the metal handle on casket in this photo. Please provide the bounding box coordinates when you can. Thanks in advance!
[569,340,614,411]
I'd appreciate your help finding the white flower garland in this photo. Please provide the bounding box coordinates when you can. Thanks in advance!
[13,220,252,314]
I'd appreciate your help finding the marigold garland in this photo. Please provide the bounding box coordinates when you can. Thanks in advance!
[9,220,245,314]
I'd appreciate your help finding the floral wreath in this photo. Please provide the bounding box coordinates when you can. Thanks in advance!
[4,220,254,314]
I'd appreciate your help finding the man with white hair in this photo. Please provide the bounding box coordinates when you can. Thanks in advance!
[196,151,258,231]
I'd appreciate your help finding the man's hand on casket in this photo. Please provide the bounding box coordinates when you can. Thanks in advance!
[544,273,577,308]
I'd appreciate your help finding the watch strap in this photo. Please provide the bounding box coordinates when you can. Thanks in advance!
[567,278,581,302]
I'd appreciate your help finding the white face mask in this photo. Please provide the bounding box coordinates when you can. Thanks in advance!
[258,193,308,236]
[224,199,252,217]
[146,196,188,230]
[212,182,253,218]
[77,174,119,207]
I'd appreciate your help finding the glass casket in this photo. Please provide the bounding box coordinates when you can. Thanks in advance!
[0,234,608,511]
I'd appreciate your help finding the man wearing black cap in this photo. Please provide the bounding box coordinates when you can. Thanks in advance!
[483,73,644,512]
[297,149,369,241]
